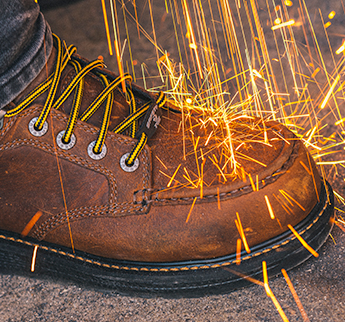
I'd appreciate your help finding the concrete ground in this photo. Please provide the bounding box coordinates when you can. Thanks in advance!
[1,0,345,321]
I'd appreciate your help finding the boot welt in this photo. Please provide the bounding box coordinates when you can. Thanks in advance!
[0,181,334,298]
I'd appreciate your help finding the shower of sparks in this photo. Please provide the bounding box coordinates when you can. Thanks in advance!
[104,0,345,191]
[103,0,345,318]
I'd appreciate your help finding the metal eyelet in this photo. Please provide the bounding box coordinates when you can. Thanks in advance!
[56,131,76,150]
[87,140,107,160]
[120,153,139,172]
[28,117,48,137]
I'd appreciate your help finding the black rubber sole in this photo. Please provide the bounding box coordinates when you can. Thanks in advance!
[0,182,334,298]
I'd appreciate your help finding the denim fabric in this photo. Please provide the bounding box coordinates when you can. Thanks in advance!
[0,0,52,109]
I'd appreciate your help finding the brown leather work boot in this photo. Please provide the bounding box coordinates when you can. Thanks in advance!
[0,34,334,297]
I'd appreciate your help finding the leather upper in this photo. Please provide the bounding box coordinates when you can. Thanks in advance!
[0,50,321,262]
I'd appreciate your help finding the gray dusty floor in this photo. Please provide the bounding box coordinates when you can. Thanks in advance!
[1,0,345,321]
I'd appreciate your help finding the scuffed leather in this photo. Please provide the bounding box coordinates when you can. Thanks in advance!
[0,50,321,262]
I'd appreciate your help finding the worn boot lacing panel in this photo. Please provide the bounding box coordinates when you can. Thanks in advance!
[5,34,166,167]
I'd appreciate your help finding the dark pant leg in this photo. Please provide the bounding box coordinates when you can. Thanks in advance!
[0,0,52,108]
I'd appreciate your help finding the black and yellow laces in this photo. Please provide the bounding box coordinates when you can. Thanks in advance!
[5,34,167,168]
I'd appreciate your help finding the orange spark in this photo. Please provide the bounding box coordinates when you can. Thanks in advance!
[262,261,289,322]
[235,212,251,253]
[209,156,227,182]
[186,197,197,223]
[282,269,310,322]
[167,164,181,187]
[262,261,270,295]
[21,211,43,237]
[100,0,113,56]
[223,267,264,286]
[299,161,312,175]
[279,189,306,211]
[236,152,267,167]
[306,152,319,202]
[31,245,38,272]
[311,67,320,78]
[336,41,345,55]
[248,173,256,191]
[182,0,203,79]
[265,195,275,219]
[288,224,319,257]
[236,238,241,265]
[49,112,75,253]
[328,11,336,19]
[335,221,345,233]
[109,0,126,92]
[156,156,168,170]
[186,97,193,104]
[217,187,221,210]
[320,74,340,109]
[271,19,295,31]
[274,18,282,25]
[335,118,345,126]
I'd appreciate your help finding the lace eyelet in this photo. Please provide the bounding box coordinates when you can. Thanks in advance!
[87,140,107,160]
[56,131,76,150]
[120,153,139,172]
[28,117,48,137]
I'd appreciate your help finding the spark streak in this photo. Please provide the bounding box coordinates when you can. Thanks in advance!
[186,197,197,223]
[271,19,295,31]
[21,211,43,237]
[320,74,340,109]
[236,238,241,265]
[235,212,251,253]
[265,195,275,219]
[282,269,310,322]
[103,0,345,318]
[31,245,38,272]
[288,224,319,257]
[167,164,181,187]
[101,0,113,56]
[262,261,289,322]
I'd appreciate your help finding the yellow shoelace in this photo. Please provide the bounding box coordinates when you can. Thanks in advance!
[5,34,166,167]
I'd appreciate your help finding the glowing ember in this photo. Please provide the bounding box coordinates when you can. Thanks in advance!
[328,11,336,19]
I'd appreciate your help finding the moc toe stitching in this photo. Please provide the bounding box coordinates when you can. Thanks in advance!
[0,35,335,297]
